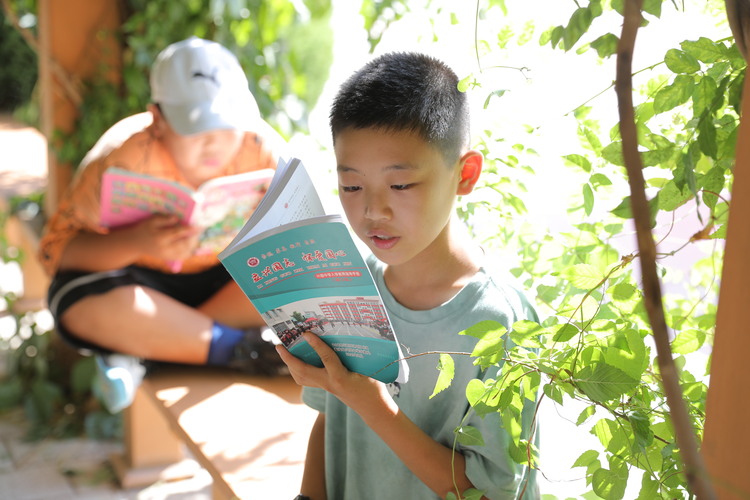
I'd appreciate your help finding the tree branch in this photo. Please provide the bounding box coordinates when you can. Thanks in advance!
[615,1,716,498]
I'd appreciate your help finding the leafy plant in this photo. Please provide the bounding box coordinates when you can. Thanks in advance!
[360,0,736,498]
[0,197,120,440]
[440,1,732,498]
[0,5,37,112]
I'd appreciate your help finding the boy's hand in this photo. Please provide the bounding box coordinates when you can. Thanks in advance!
[276,332,392,416]
[127,214,201,262]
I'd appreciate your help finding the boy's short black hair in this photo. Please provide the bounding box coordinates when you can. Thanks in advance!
[330,52,470,164]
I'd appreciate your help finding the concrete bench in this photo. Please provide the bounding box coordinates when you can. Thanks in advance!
[112,367,316,499]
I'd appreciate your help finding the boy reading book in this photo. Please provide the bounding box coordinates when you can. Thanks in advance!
[276,52,541,499]
[38,37,287,411]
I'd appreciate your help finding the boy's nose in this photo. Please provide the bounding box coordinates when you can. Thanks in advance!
[364,193,391,221]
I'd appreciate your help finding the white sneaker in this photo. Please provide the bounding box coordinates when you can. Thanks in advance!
[93,354,146,413]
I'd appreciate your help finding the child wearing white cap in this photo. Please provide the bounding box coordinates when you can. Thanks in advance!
[39,37,287,411]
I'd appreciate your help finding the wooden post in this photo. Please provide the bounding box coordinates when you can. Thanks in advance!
[36,0,123,216]
[702,68,750,499]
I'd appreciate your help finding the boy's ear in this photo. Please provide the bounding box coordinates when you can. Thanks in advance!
[148,103,167,137]
[456,150,483,195]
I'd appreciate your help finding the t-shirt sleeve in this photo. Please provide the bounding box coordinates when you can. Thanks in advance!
[38,158,109,275]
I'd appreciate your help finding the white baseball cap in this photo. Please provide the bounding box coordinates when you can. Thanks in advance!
[150,37,259,136]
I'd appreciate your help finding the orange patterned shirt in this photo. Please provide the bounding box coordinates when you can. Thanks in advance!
[39,112,279,275]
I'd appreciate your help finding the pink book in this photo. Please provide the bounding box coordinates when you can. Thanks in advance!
[99,166,274,256]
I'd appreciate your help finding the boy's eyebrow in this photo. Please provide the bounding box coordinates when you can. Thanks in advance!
[337,163,418,173]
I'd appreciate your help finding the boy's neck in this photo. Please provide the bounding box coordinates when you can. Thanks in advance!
[382,221,483,311]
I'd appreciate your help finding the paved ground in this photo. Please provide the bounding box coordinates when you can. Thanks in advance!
[0,114,213,500]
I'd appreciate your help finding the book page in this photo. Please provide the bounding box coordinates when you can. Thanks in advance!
[99,167,196,228]
[226,158,325,249]
[191,168,274,254]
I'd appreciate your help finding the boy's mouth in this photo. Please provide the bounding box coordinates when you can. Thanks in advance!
[368,232,399,250]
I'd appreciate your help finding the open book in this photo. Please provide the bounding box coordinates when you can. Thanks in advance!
[99,167,274,255]
[219,158,408,384]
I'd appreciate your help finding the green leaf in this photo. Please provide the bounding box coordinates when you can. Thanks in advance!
[677,148,699,195]
[573,449,600,468]
[653,74,694,114]
[682,37,726,64]
[640,134,675,167]
[636,474,660,500]
[657,180,692,212]
[509,320,545,348]
[458,74,473,92]
[465,379,498,416]
[575,363,639,402]
[608,282,637,302]
[430,353,455,399]
[553,323,580,342]
[628,411,654,451]
[590,33,619,58]
[642,0,662,17]
[448,488,484,500]
[563,8,593,50]
[611,197,632,219]
[563,153,593,172]
[483,89,508,109]
[671,329,706,354]
[592,463,628,500]
[455,425,485,447]
[693,76,718,117]
[508,439,537,466]
[583,183,594,216]
[581,127,603,153]
[545,25,565,49]
[698,117,718,159]
[576,404,597,426]
[590,173,612,188]
[601,141,624,167]
[460,320,508,362]
[604,331,648,381]
[560,263,605,289]
[664,48,701,74]
[537,284,560,304]
[700,166,725,209]
[543,383,564,405]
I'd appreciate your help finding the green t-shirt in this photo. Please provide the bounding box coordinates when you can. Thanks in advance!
[302,254,541,500]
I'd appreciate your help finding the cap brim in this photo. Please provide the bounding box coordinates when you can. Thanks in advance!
[160,94,259,136]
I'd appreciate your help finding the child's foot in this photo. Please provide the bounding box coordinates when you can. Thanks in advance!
[93,354,146,413]
[227,328,289,376]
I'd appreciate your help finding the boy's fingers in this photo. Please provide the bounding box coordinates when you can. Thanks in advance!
[275,344,300,368]
[275,344,313,386]
[302,331,342,369]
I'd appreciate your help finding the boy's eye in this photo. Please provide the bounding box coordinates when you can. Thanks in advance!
[340,185,361,193]
[391,184,413,191]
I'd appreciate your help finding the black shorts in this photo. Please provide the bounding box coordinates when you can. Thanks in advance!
[48,264,233,354]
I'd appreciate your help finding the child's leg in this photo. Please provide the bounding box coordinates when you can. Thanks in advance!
[60,285,214,364]
[197,280,265,328]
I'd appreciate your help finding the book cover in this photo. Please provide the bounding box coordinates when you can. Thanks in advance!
[99,167,274,254]
[219,158,408,384]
